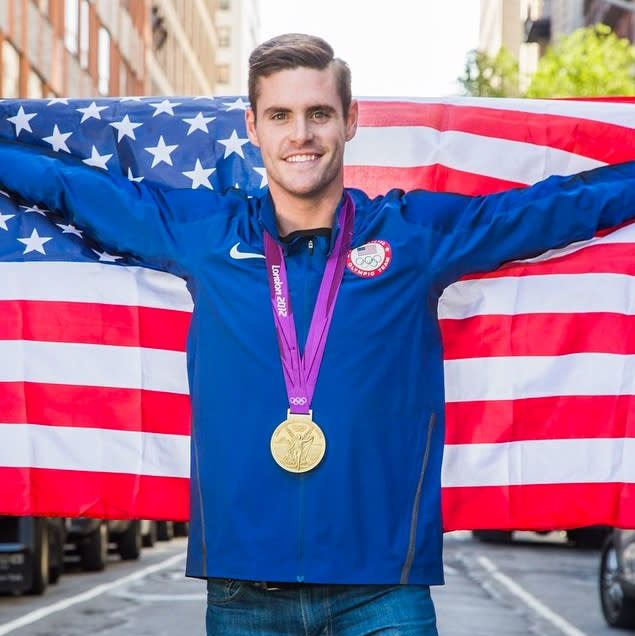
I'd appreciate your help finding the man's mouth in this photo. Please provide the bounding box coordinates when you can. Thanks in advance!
[285,154,320,163]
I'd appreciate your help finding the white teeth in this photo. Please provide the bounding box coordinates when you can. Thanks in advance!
[286,154,318,163]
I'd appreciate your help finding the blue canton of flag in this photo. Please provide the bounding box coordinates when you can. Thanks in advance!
[0,96,266,267]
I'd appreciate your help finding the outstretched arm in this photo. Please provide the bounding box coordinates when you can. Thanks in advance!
[0,138,225,272]
[402,160,635,288]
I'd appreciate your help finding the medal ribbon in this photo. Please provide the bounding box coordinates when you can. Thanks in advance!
[265,192,355,415]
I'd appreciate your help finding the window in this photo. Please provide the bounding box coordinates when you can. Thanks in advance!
[64,0,79,55]
[2,40,20,97]
[79,0,90,69]
[217,26,231,48]
[152,5,168,50]
[217,64,230,84]
[98,27,110,95]
[27,70,44,98]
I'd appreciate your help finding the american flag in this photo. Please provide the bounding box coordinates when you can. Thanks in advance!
[1,95,634,529]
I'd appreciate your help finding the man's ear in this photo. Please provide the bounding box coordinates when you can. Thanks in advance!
[245,109,260,147]
[345,99,359,142]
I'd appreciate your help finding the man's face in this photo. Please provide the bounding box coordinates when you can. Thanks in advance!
[245,66,358,206]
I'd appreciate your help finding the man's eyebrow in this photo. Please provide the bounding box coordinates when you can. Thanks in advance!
[262,106,291,116]
[308,104,337,113]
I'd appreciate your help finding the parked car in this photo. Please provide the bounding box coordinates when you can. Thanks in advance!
[0,516,65,595]
[472,526,610,549]
[65,519,155,571]
[599,528,635,628]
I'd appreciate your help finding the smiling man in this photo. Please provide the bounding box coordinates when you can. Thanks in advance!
[245,56,358,236]
[1,32,635,636]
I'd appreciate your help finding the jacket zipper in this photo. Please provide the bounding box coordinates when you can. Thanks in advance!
[296,237,315,582]
[400,412,437,583]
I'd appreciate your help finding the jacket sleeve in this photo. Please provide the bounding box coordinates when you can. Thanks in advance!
[402,161,635,289]
[0,138,224,272]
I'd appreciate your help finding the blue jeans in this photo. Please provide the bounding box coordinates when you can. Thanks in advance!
[206,579,438,635]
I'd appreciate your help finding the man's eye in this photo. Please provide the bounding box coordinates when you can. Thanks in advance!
[312,111,328,120]
[271,112,287,121]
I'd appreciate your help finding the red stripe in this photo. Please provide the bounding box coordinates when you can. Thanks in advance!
[0,466,189,519]
[444,394,635,444]
[6,466,634,530]
[441,313,635,359]
[461,236,635,280]
[0,382,191,435]
[442,482,635,532]
[358,101,635,164]
[344,164,523,197]
[0,300,190,350]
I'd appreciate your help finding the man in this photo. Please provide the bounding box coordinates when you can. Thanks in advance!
[1,33,635,635]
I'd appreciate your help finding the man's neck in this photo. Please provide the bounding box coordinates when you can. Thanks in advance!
[271,189,343,236]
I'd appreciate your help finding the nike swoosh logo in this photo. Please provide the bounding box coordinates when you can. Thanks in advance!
[229,242,265,260]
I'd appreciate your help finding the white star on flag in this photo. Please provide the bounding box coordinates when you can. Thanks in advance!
[253,167,268,188]
[56,223,83,237]
[18,228,53,254]
[183,112,216,135]
[110,115,143,142]
[127,167,144,182]
[7,106,37,136]
[149,100,181,117]
[145,136,179,168]
[83,146,113,170]
[119,96,143,102]
[92,249,123,262]
[224,98,249,111]
[183,159,215,189]
[46,98,70,106]
[43,125,72,152]
[20,204,48,215]
[76,102,108,123]
[0,212,15,230]
[218,130,249,159]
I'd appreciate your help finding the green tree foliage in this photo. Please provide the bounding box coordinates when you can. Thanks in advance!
[526,24,635,97]
[458,47,520,97]
[459,25,635,98]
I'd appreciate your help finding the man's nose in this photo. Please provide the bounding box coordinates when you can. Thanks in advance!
[289,117,313,143]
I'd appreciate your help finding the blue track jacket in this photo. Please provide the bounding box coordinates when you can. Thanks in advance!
[1,140,635,584]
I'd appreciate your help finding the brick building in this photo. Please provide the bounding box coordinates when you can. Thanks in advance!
[0,0,259,98]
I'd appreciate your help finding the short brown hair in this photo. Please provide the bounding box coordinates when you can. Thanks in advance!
[248,33,352,117]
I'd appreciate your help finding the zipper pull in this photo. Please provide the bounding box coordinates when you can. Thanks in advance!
[308,238,314,255]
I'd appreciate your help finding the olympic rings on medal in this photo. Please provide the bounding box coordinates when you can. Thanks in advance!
[289,397,308,405]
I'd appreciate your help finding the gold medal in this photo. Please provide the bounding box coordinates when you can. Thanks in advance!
[270,410,326,473]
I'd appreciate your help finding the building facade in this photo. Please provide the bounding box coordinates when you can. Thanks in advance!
[0,0,260,98]
[480,0,635,87]
[479,0,545,89]
[0,0,148,98]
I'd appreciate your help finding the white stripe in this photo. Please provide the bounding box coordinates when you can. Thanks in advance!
[363,95,635,130]
[0,261,193,311]
[508,221,635,264]
[442,437,635,487]
[346,127,602,184]
[444,352,635,402]
[439,273,635,319]
[0,340,189,394]
[0,423,190,478]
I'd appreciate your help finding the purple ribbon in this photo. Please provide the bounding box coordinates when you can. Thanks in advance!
[264,193,355,415]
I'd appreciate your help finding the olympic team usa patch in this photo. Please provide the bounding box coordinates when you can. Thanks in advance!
[346,240,392,278]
